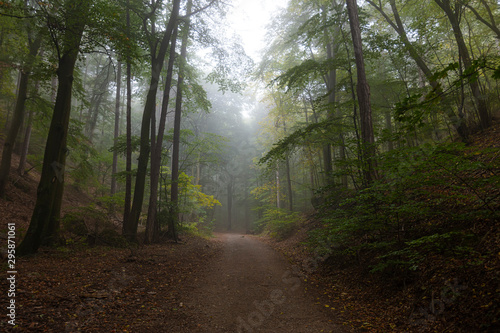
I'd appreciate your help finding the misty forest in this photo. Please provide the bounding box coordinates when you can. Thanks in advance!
[0,0,499,331]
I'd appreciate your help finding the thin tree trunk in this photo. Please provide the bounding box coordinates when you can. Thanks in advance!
[145,26,179,244]
[434,0,491,129]
[461,0,500,40]
[169,0,192,241]
[367,0,470,141]
[125,0,181,242]
[123,2,132,235]
[85,62,112,143]
[285,156,293,211]
[227,178,232,231]
[283,119,293,211]
[111,61,121,196]
[276,162,280,209]
[18,0,89,255]
[0,32,41,197]
[346,0,377,185]
[17,79,39,176]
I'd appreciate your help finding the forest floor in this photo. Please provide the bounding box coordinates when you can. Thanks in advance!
[0,232,349,332]
[0,122,498,332]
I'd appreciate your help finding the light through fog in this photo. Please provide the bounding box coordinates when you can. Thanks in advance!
[227,0,289,62]
[226,0,289,122]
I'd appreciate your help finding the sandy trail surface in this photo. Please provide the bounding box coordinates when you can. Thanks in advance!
[177,233,345,333]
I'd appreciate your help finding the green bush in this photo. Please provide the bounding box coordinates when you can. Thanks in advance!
[256,208,302,240]
[309,142,499,277]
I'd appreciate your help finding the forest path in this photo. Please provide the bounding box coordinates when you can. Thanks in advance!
[177,233,345,333]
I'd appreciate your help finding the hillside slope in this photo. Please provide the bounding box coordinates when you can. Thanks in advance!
[263,122,500,332]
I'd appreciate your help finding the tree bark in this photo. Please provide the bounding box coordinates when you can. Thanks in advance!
[111,61,121,196]
[17,0,89,255]
[367,0,469,141]
[145,26,179,244]
[17,79,39,176]
[125,0,181,242]
[169,0,192,241]
[434,0,491,129]
[226,179,233,231]
[0,32,41,197]
[346,0,377,185]
[123,1,132,235]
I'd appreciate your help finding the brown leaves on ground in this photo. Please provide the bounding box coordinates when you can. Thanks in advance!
[0,237,222,332]
[263,223,499,332]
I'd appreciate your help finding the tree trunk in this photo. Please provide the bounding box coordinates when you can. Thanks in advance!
[17,79,39,176]
[169,0,192,241]
[123,2,132,235]
[462,0,500,40]
[227,178,232,231]
[125,0,181,242]
[285,156,293,211]
[282,119,293,211]
[145,26,179,244]
[0,32,41,197]
[346,0,377,185]
[17,0,88,255]
[276,162,280,209]
[111,61,121,196]
[367,0,469,142]
[434,0,491,130]
[85,62,112,143]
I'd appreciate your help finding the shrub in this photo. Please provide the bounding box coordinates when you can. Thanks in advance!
[256,208,302,240]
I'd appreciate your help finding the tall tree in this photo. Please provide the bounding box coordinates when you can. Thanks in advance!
[144,25,179,244]
[124,0,181,242]
[111,60,121,196]
[168,0,193,241]
[366,0,470,141]
[0,8,42,197]
[433,0,491,129]
[123,0,133,234]
[460,0,500,40]
[17,0,92,255]
[346,0,377,184]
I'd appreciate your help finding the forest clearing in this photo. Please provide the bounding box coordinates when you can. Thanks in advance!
[1,0,499,331]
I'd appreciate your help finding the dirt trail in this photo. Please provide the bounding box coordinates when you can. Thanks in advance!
[177,233,345,333]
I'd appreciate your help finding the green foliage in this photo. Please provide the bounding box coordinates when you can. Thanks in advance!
[158,170,220,235]
[258,118,336,165]
[255,208,302,240]
[309,141,499,277]
[96,192,126,213]
[62,205,127,248]
[178,216,215,238]
[273,59,335,91]
[371,232,477,273]
[108,135,142,156]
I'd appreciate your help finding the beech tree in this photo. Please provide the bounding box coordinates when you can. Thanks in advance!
[0,2,42,197]
[433,0,491,129]
[17,0,135,255]
[167,0,192,241]
[366,0,470,141]
[124,0,181,242]
[17,0,92,254]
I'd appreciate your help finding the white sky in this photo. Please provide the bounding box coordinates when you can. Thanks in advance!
[227,0,289,62]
